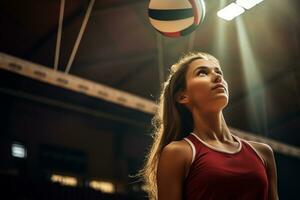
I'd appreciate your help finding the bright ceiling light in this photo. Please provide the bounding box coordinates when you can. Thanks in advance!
[11,142,27,158]
[236,0,264,9]
[51,174,78,187]
[217,3,245,21]
[89,180,115,193]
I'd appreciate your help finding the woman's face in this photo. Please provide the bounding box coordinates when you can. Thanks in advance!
[181,58,229,113]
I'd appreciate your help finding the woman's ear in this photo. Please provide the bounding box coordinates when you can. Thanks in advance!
[176,91,189,104]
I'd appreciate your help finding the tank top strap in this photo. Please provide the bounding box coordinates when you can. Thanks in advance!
[182,133,205,165]
[183,135,196,164]
[238,138,267,168]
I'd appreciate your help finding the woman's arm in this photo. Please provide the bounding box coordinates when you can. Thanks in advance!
[250,141,279,200]
[157,141,191,200]
[263,144,279,200]
[248,141,279,200]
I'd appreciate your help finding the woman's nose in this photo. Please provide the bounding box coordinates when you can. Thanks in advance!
[213,72,222,83]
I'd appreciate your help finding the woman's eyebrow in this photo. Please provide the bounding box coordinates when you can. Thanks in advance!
[193,66,222,74]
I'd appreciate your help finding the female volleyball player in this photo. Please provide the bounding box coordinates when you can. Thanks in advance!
[135,52,279,200]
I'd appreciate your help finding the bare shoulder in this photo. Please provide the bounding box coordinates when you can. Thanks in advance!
[159,140,193,178]
[247,140,274,165]
[247,140,273,152]
[157,140,193,199]
[175,139,193,165]
[160,140,192,165]
[246,140,279,199]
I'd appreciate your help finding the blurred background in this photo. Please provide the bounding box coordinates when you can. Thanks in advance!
[0,0,299,199]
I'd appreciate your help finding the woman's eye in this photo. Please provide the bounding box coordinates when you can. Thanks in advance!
[197,70,207,75]
[217,71,223,75]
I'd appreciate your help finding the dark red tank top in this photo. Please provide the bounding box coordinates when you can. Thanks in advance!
[182,132,268,200]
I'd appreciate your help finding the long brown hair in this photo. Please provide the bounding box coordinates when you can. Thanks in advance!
[134,51,224,200]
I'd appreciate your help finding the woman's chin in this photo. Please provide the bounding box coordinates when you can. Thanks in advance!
[212,93,228,101]
[211,98,228,110]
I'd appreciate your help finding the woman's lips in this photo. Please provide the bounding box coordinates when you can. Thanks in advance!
[212,84,226,91]
[214,87,225,91]
[212,85,227,93]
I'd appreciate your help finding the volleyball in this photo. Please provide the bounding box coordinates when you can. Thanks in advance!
[148,0,206,37]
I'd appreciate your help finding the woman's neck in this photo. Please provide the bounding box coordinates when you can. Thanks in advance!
[191,110,233,143]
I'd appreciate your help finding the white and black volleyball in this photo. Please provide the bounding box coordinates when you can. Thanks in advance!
[148,0,206,37]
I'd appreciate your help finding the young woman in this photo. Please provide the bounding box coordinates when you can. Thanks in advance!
[135,52,279,200]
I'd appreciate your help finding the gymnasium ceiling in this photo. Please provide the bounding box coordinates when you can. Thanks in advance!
[0,0,299,147]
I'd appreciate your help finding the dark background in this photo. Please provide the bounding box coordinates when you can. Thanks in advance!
[0,0,299,199]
